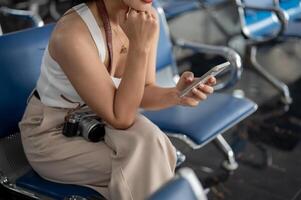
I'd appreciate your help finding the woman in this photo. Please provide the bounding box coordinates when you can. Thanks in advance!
[19,0,216,199]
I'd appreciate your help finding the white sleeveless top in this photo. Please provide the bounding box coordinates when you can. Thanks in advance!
[36,3,121,108]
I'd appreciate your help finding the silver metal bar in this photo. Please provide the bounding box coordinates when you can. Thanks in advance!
[174,39,243,90]
[176,150,186,167]
[1,171,89,200]
[0,7,44,27]
[0,172,40,199]
[215,135,238,171]
[64,195,89,200]
[50,0,61,21]
[177,168,208,200]
[250,46,292,104]
[166,133,202,150]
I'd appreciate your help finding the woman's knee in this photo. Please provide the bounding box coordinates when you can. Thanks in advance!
[130,115,164,145]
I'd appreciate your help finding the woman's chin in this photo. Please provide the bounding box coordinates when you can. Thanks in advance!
[123,0,152,12]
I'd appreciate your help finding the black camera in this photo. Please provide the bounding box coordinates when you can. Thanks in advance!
[63,110,105,142]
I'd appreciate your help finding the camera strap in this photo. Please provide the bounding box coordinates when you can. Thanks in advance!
[95,0,113,74]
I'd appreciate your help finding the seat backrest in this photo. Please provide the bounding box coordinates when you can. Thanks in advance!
[148,168,207,200]
[0,1,178,138]
[280,0,301,12]
[0,24,55,138]
[149,177,198,200]
[154,1,177,72]
[153,1,180,88]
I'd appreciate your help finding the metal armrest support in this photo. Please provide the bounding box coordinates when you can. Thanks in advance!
[236,1,288,43]
[177,168,208,200]
[174,38,242,90]
[0,7,44,27]
[0,171,39,199]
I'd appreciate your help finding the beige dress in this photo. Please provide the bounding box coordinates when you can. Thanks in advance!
[18,3,177,200]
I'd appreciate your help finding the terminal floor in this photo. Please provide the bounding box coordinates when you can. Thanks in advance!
[175,74,301,200]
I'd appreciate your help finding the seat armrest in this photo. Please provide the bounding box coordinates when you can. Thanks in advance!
[174,39,242,90]
[236,1,287,42]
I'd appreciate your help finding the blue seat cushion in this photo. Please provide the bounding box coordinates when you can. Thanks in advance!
[16,170,105,200]
[143,93,257,145]
[148,177,197,200]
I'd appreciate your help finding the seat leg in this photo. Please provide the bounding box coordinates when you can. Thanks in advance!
[250,46,292,105]
[215,135,238,171]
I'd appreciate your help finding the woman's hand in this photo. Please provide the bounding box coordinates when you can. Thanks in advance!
[176,71,216,107]
[118,8,158,51]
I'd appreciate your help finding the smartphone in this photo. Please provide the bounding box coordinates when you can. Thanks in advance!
[179,61,231,98]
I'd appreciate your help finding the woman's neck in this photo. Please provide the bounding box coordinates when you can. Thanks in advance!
[101,0,128,25]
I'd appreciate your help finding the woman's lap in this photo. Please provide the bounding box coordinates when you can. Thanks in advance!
[19,96,112,187]
[19,96,177,199]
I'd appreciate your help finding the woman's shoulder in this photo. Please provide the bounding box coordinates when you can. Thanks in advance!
[53,10,87,42]
[48,7,100,62]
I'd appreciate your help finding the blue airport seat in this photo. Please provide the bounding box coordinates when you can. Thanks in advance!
[143,93,256,145]
[145,1,257,171]
[0,24,105,200]
[235,0,301,104]
[0,1,257,199]
[279,0,301,36]
[17,170,101,200]
[148,168,208,200]
[237,0,301,40]
[149,176,198,200]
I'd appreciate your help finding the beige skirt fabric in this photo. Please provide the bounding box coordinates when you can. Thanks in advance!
[19,96,177,200]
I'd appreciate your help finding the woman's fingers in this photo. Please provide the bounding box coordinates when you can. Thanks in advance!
[206,76,216,86]
[177,74,216,107]
[192,88,207,100]
[128,8,155,20]
[126,7,131,18]
[179,88,208,107]
[182,71,194,83]
[198,84,214,94]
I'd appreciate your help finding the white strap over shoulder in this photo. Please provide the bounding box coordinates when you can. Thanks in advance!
[73,3,106,63]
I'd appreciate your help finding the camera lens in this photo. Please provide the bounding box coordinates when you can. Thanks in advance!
[88,123,105,142]
[80,118,105,142]
[63,119,79,137]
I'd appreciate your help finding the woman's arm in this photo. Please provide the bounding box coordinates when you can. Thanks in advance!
[140,8,216,111]
[50,10,157,129]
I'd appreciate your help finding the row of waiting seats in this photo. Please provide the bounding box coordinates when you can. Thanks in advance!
[160,0,301,106]
[0,0,267,199]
